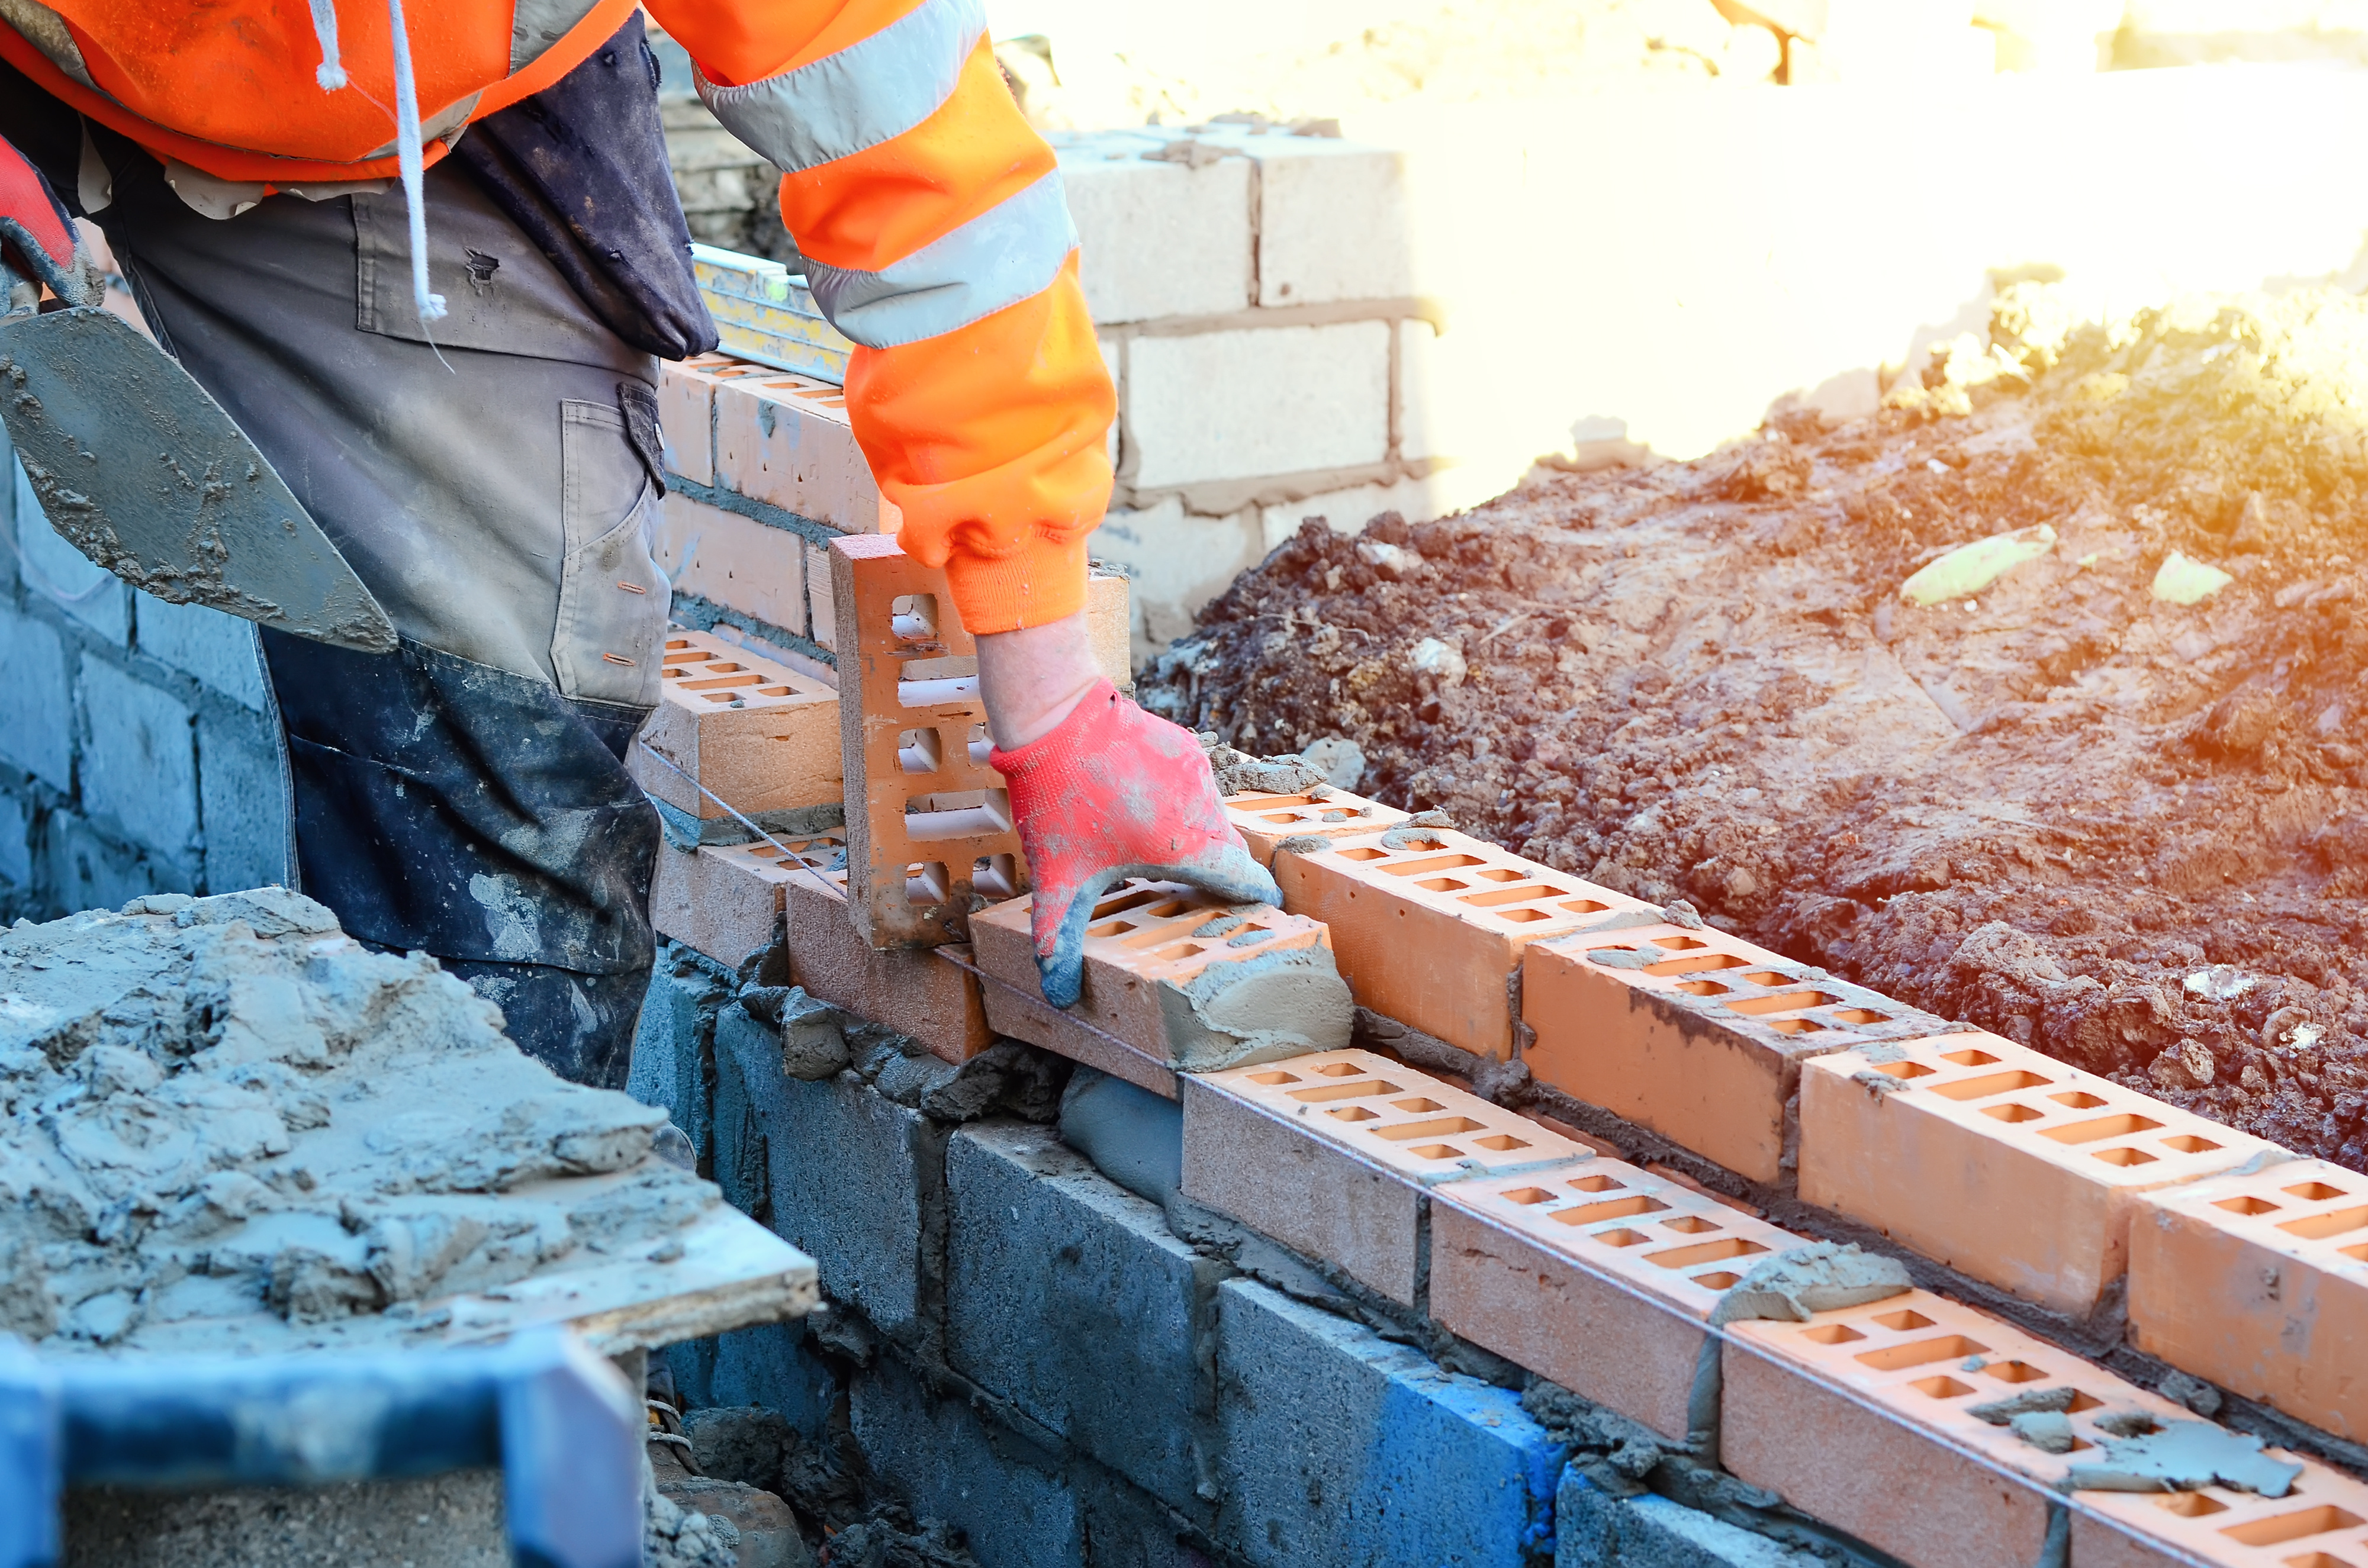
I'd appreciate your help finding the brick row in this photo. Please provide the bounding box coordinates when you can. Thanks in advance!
[1220,785,1410,864]
[657,356,898,535]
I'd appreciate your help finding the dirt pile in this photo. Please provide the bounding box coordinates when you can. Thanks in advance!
[1143,284,2368,1170]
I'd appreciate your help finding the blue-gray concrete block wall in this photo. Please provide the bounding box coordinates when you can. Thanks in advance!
[0,439,288,919]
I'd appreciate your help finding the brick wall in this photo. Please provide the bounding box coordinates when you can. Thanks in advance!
[0,436,287,920]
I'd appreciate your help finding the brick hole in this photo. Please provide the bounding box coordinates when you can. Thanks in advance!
[1092,888,1169,919]
[889,593,940,643]
[1643,954,1753,977]
[1391,1097,1447,1113]
[1764,1020,1830,1035]
[1854,1334,1990,1371]
[1501,1187,1555,1205]
[904,862,949,906]
[1935,1069,2055,1101]
[1384,854,1488,877]
[2286,1181,2351,1202]
[1246,1070,1301,1085]
[1912,1375,1977,1399]
[1327,1106,1381,1123]
[1677,980,1733,997]
[2277,1206,2368,1241]
[1693,1270,1744,1289]
[1801,1324,1867,1345]
[897,727,944,774]
[2050,1091,2109,1109]
[2154,1494,2231,1518]
[1373,1116,1488,1142]
[1593,1228,1650,1247]
[2093,1147,2158,1167]
[2334,1243,2367,1261]
[1136,900,1191,919]
[1568,1175,1624,1192]
[1472,1134,1531,1152]
[1739,970,1794,986]
[1257,810,1311,824]
[757,685,792,697]
[967,723,992,765]
[1154,942,1207,961]
[1416,877,1474,892]
[1870,1061,1937,1080]
[1941,1048,2000,1067]
[1497,909,1557,924]
[1460,885,1572,907]
[2160,1134,2221,1154]
[1727,990,1841,1016]
[700,692,736,704]
[663,637,693,651]
[2222,1507,2366,1547]
[661,666,690,679]
[1561,899,1610,914]
[2043,1113,2165,1145]
[1311,1062,1365,1077]
[1984,1361,2050,1384]
[1337,847,1389,861]
[1290,1081,1400,1104]
[1646,1237,1769,1269]
[1086,919,1139,938]
[1830,1009,1893,1025]
[1555,1195,1672,1225]
[1868,1309,1938,1332]
[972,854,1018,901]
[2218,1196,2283,1216]
[1653,936,1710,951]
[687,672,762,690]
[1474,867,1525,882]
[2280,1554,2354,1568]
[1661,1215,1722,1235]
[1407,1144,1465,1159]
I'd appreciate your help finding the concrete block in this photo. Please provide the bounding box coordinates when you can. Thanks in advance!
[17,492,129,643]
[783,868,993,1063]
[62,1472,506,1568]
[1221,786,1408,865]
[134,594,268,710]
[41,810,189,913]
[629,627,839,823]
[2125,1157,2368,1443]
[1182,1048,1589,1305]
[713,1006,942,1344]
[1127,323,1390,490]
[1057,137,1256,323]
[1087,497,1262,660]
[848,1352,1084,1568]
[1215,1277,1563,1567]
[1557,1469,1823,1567]
[2070,1452,2368,1568]
[1798,1030,2272,1317]
[1236,137,1414,309]
[626,943,734,1161]
[1722,1287,2192,1568]
[1432,1161,1808,1442]
[1275,825,1656,1061]
[78,655,197,856]
[658,353,732,487]
[196,707,288,894]
[0,786,30,893]
[947,1122,1224,1512]
[713,369,897,534]
[0,600,72,790]
[971,877,1351,1077]
[652,492,812,639]
[706,1319,841,1441]
[1527,923,1952,1185]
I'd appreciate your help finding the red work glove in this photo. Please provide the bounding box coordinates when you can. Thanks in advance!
[993,682,1282,1008]
[0,134,97,313]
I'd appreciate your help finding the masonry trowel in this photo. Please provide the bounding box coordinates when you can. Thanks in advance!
[0,305,396,652]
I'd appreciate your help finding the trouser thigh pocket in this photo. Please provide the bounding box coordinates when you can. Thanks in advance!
[553,397,670,706]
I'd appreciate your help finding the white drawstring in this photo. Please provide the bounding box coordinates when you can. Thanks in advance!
[300,0,444,324]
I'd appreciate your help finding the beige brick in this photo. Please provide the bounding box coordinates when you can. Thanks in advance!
[652,493,807,636]
[1057,139,1256,323]
[713,370,899,533]
[630,629,839,823]
[1241,139,1414,309]
[784,865,993,1062]
[1085,570,1131,685]
[1087,498,1262,662]
[656,355,730,486]
[806,542,835,649]
[1127,323,1391,489]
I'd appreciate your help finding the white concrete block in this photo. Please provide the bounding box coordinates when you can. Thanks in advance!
[1057,137,1256,323]
[135,594,268,711]
[1127,322,1391,489]
[199,710,290,893]
[0,600,70,791]
[1086,497,1262,659]
[0,787,31,891]
[652,493,807,639]
[1236,138,1413,309]
[79,656,197,855]
[15,466,128,644]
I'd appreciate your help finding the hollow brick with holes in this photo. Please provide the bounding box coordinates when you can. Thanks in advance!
[629,628,840,823]
[2125,1157,2368,1443]
[2071,1455,2368,1568]
[1272,826,1659,1060]
[1797,1031,2273,1318]
[781,850,993,1063]
[1431,1161,1810,1440]
[1521,923,1951,1184]
[1221,787,1413,865]
[713,369,899,534]
[1180,1048,1592,1304]
[655,354,734,487]
[1723,1287,2202,1568]
[971,877,1352,1082]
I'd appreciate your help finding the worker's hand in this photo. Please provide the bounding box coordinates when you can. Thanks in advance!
[990,678,1281,1009]
[0,134,98,316]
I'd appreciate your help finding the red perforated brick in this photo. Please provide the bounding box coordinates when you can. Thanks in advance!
[2126,1158,2368,1443]
[1432,1161,1808,1440]
[1182,1048,1592,1303]
[782,853,992,1063]
[970,878,1351,1078]
[1221,787,1411,864]
[1273,826,1657,1059]
[2072,1457,2368,1568]
[1523,924,1949,1184]
[1800,1031,2272,1317]
[631,629,839,825]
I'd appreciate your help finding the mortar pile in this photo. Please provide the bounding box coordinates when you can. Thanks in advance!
[1146,283,2368,1170]
[0,887,712,1356]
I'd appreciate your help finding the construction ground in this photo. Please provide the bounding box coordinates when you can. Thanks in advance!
[9,4,2368,1567]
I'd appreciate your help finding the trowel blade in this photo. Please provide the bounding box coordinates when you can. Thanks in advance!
[0,307,397,653]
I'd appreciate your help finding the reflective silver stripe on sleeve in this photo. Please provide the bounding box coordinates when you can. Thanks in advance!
[803,169,1076,350]
[511,0,604,73]
[0,0,96,88]
[693,0,987,175]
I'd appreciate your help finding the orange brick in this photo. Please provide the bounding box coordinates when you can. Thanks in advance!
[647,829,844,968]
[781,855,992,1062]
[1432,1161,1809,1440]
[1273,826,1658,1060]
[1221,787,1411,865]
[971,877,1352,1074]
[631,629,839,823]
[1524,925,1948,1184]
[656,355,730,486]
[829,536,1026,948]
[713,369,899,534]
[2126,1158,2368,1444]
[1799,1031,2272,1317]
[1724,1287,2195,1568]
[1180,1048,1590,1303]
[2071,1457,2368,1568]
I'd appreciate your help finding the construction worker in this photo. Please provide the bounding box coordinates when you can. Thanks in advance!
[0,0,1273,1089]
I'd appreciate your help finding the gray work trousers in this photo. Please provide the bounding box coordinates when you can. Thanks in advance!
[78,139,673,1087]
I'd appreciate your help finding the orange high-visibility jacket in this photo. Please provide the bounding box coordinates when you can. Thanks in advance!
[0,0,1112,633]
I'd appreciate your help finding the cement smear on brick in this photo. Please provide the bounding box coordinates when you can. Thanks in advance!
[0,887,718,1355]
